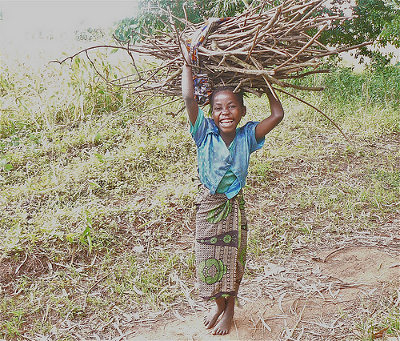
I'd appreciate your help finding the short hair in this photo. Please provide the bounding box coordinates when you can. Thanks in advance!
[209,86,245,107]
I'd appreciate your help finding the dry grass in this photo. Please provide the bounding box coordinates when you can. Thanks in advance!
[0,50,399,339]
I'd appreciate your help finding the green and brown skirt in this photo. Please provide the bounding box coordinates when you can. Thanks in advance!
[195,186,247,300]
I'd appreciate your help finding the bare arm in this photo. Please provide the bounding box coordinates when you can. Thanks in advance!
[255,89,284,141]
[182,64,199,125]
[180,40,198,125]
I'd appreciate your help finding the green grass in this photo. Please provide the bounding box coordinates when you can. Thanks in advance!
[354,288,400,340]
[0,50,399,339]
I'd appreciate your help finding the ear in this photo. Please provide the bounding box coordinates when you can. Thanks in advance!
[242,105,247,117]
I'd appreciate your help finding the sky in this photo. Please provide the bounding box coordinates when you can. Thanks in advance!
[0,0,138,32]
[0,0,139,63]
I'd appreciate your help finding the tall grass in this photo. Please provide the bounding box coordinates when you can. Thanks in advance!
[0,49,399,339]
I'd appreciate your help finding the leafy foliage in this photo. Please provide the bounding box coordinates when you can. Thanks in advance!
[320,0,400,66]
[114,0,202,43]
[114,0,258,43]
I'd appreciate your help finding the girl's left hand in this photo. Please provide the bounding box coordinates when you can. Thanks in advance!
[180,41,191,66]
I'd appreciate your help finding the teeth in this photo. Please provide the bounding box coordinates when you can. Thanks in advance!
[220,120,233,127]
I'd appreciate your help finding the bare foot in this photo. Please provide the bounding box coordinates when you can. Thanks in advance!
[204,297,226,329]
[212,296,235,335]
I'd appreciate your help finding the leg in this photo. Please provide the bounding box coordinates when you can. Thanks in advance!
[204,296,225,329]
[212,295,235,335]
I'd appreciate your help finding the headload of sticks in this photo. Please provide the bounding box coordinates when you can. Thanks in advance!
[124,0,368,99]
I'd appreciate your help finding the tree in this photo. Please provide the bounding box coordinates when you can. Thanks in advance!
[113,0,259,43]
[320,0,400,66]
[114,0,203,43]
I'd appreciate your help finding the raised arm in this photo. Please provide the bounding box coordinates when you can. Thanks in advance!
[181,44,198,125]
[255,89,284,141]
[182,64,198,125]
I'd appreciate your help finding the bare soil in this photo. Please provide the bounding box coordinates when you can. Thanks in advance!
[129,224,400,341]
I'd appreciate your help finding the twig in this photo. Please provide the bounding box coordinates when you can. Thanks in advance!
[15,252,29,275]
[141,97,181,113]
[83,273,110,310]
[168,7,190,66]
[111,330,137,341]
[323,246,347,263]
[274,87,352,144]
[51,45,132,64]
[275,24,328,72]
[245,24,262,61]
[286,304,306,339]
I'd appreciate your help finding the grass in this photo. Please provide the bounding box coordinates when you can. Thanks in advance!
[0,48,399,339]
[354,288,400,340]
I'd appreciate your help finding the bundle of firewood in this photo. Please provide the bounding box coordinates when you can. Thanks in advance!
[121,0,367,99]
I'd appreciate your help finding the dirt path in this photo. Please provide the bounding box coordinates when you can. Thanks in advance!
[130,238,400,340]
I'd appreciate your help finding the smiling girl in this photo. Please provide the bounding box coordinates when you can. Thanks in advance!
[181,59,284,335]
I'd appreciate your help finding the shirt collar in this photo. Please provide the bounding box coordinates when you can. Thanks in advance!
[208,119,219,135]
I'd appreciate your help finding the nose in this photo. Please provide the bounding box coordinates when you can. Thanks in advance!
[221,107,230,114]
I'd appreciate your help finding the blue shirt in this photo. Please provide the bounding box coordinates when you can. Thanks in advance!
[190,108,265,199]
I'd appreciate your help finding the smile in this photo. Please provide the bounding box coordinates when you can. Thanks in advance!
[219,119,234,127]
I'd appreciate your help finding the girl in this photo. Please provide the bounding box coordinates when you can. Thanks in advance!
[181,57,284,335]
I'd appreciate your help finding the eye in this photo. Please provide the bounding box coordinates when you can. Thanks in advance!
[214,106,222,111]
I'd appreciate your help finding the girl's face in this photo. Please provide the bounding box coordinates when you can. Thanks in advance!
[211,90,246,136]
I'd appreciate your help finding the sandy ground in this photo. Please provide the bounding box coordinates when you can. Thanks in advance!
[129,241,400,341]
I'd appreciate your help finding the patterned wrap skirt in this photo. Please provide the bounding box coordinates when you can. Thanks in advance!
[195,186,248,300]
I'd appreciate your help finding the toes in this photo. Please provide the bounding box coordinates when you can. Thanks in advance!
[212,328,227,335]
[204,315,216,329]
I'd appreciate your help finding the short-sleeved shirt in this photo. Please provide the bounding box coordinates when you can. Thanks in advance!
[190,108,265,199]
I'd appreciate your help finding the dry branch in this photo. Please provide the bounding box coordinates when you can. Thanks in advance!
[55,0,371,140]
[105,0,365,99]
